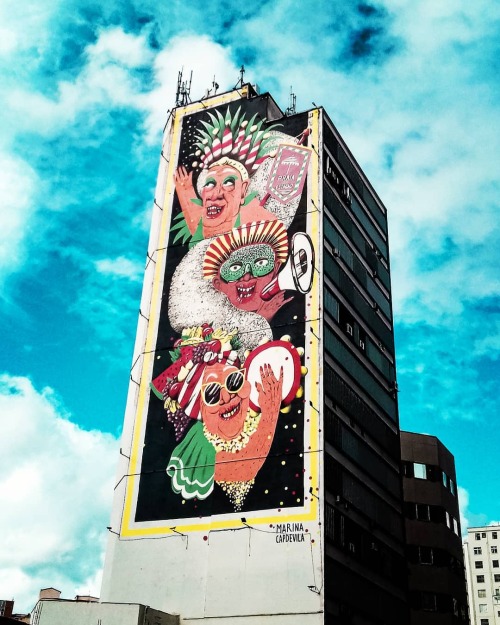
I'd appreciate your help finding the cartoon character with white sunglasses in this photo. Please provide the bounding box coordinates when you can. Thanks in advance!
[154,326,303,510]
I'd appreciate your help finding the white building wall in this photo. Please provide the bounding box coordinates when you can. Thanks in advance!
[464,525,500,625]
[101,89,325,624]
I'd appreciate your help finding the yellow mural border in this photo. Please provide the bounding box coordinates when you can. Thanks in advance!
[121,96,321,537]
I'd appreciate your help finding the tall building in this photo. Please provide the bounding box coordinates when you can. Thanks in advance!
[464,525,500,625]
[321,98,408,624]
[401,431,468,624]
[100,84,409,624]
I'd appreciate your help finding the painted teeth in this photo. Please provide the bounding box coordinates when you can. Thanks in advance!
[207,205,222,217]
[237,285,254,299]
[221,405,238,420]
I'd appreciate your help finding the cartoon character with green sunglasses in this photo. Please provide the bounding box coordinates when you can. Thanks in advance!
[203,220,293,322]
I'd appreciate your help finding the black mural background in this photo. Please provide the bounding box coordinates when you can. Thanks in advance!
[135,102,312,522]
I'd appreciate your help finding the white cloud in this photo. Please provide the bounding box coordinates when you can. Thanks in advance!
[87,27,153,68]
[0,0,57,59]
[69,257,141,363]
[4,30,240,147]
[0,26,17,55]
[225,0,500,332]
[0,374,118,612]
[6,28,152,135]
[473,321,500,360]
[144,34,240,142]
[458,486,470,535]
[0,153,39,281]
[95,256,143,281]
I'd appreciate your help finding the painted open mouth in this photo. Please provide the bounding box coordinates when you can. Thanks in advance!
[220,400,241,420]
[206,205,223,218]
[237,283,255,300]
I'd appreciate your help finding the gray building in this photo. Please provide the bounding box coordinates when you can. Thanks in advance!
[321,110,409,625]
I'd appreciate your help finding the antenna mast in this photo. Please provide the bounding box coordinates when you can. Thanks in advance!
[285,86,297,116]
[235,65,246,88]
[175,69,193,107]
[203,75,220,99]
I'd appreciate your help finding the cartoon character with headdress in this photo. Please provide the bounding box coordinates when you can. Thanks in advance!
[173,108,280,241]
[151,326,304,510]
[202,220,294,322]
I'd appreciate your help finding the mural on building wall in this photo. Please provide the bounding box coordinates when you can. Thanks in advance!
[135,100,315,520]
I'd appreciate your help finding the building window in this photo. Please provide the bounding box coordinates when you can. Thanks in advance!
[475,547,483,555]
[476,561,484,569]
[446,510,451,528]
[402,462,414,477]
[422,593,437,612]
[493,560,499,568]
[358,329,366,352]
[414,463,427,479]
[492,546,498,554]
[453,517,459,535]
[483,532,487,538]
[479,604,487,613]
[478,589,487,598]
[495,574,500,582]
[442,471,448,487]
[476,533,482,540]
[417,504,432,520]
[419,546,433,564]
[477,575,485,583]
[480,620,489,625]
[450,478,455,495]
[493,532,498,540]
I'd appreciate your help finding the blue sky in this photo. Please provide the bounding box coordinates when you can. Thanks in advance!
[1,0,499,612]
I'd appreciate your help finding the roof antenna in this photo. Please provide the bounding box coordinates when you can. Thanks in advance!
[203,75,219,100]
[285,86,296,116]
[235,65,245,88]
[176,68,193,107]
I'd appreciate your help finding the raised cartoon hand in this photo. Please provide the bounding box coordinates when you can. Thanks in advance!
[258,290,294,322]
[173,166,198,234]
[174,166,194,192]
[255,364,284,422]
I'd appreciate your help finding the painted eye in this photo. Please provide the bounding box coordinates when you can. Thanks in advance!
[255,258,269,268]
[229,263,242,272]
[222,176,236,188]
[203,383,221,405]
[226,371,245,393]
[204,178,216,190]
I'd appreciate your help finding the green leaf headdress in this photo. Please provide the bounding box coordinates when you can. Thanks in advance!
[192,106,281,178]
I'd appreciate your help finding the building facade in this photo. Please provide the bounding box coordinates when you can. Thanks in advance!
[321,107,408,624]
[464,525,500,625]
[401,431,468,624]
[101,85,408,624]
[0,601,14,619]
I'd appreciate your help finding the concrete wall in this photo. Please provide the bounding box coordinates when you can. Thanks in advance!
[32,601,179,625]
